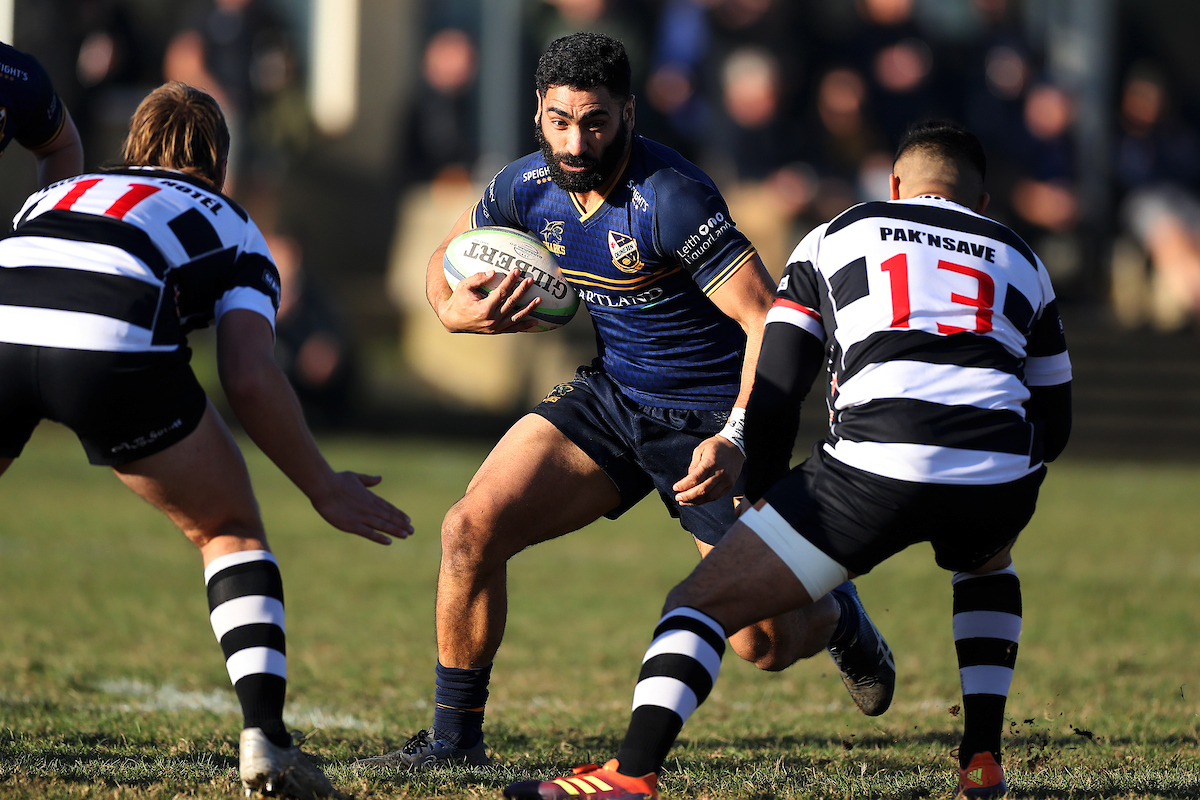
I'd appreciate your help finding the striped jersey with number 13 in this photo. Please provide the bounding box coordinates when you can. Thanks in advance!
[769,195,1072,486]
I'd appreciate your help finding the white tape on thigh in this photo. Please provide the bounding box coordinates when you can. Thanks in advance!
[740,504,849,599]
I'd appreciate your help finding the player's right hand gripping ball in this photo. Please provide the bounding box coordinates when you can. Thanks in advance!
[443,226,579,332]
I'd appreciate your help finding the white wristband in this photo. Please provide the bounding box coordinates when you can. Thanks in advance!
[717,407,746,457]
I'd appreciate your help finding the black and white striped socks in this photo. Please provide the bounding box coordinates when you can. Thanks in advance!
[205,549,290,747]
[615,607,726,777]
[952,565,1021,766]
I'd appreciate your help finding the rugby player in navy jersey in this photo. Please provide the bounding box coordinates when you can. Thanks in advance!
[0,82,413,799]
[503,120,1073,799]
[0,43,83,186]
[355,32,894,771]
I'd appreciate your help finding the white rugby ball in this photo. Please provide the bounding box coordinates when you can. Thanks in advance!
[443,226,579,332]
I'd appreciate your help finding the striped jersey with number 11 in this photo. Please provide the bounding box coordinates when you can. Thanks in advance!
[769,195,1072,486]
[0,167,280,353]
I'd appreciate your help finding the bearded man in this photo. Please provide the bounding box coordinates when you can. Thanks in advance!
[356,32,895,771]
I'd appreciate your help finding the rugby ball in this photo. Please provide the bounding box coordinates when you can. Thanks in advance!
[443,226,579,332]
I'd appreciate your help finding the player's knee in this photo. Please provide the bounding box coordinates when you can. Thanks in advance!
[440,500,503,576]
[185,516,266,549]
[729,626,791,671]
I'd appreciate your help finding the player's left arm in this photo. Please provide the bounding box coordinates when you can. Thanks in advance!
[1024,296,1073,462]
[217,309,414,544]
[215,239,413,543]
[29,105,83,187]
[14,50,84,187]
[672,254,776,506]
[1027,382,1071,462]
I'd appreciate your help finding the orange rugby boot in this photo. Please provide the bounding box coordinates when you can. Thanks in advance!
[957,751,1007,798]
[503,759,659,799]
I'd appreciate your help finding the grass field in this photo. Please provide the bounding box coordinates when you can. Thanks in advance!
[1,421,1198,799]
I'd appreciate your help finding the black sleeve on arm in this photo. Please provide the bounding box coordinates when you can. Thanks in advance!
[1027,381,1072,462]
[742,323,825,502]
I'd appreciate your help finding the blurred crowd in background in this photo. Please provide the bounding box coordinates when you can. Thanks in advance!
[5,0,1200,424]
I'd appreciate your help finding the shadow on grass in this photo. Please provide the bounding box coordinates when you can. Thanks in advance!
[339,727,1200,798]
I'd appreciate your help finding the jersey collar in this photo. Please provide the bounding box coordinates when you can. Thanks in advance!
[570,136,635,222]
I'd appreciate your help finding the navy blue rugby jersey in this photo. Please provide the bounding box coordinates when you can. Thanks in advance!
[0,43,69,159]
[474,134,758,410]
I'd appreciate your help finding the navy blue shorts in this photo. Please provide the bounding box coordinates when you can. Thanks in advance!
[0,342,207,466]
[762,443,1046,574]
[532,362,743,546]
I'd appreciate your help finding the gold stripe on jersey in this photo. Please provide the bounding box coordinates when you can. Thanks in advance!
[560,263,684,291]
[30,106,67,151]
[700,246,757,296]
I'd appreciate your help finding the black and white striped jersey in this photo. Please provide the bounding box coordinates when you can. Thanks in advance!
[764,195,1071,486]
[0,167,279,353]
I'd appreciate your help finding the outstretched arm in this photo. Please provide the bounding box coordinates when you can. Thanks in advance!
[216,309,413,544]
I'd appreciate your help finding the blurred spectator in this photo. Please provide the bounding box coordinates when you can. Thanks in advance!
[706,45,802,182]
[164,0,306,204]
[959,0,1037,168]
[802,66,891,224]
[66,0,153,169]
[1111,63,1200,331]
[703,0,808,95]
[1011,82,1079,231]
[1008,81,1082,284]
[704,45,813,272]
[641,0,807,158]
[269,233,360,429]
[838,0,946,146]
[524,0,655,88]
[640,0,712,160]
[400,28,479,187]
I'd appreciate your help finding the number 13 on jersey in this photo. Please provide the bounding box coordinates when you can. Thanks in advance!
[880,253,995,334]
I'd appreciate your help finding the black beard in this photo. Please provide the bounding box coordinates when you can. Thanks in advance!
[535,117,630,193]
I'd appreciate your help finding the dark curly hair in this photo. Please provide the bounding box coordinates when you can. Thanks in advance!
[894,119,987,181]
[535,32,631,100]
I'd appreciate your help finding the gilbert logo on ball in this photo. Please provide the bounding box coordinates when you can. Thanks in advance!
[443,226,580,332]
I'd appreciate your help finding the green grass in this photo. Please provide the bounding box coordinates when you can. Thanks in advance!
[2,422,1199,798]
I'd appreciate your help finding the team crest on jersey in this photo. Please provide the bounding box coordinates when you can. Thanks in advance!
[608,231,643,273]
[540,219,566,256]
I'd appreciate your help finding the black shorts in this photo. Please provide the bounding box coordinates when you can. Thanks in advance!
[0,342,208,466]
[532,362,743,546]
[763,443,1046,574]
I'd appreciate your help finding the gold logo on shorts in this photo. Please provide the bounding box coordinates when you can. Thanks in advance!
[541,383,575,404]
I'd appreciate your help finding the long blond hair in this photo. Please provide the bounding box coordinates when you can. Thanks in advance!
[121,82,230,187]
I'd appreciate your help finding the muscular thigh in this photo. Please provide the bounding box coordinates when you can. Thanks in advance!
[671,520,816,636]
[113,400,263,544]
[456,413,622,555]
